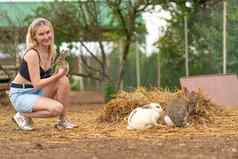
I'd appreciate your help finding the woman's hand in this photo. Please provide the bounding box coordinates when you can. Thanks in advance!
[57,68,67,77]
[54,62,69,75]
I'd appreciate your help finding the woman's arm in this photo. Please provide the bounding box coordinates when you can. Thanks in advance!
[25,50,66,89]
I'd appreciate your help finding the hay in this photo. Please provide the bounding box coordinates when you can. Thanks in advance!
[99,87,175,122]
[0,92,10,107]
[188,90,222,126]
[99,88,151,122]
[100,87,222,127]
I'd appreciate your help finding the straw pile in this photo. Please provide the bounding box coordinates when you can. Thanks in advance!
[187,90,222,126]
[0,92,10,107]
[100,87,222,126]
[99,87,176,122]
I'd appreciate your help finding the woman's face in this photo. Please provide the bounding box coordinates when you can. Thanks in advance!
[34,24,52,48]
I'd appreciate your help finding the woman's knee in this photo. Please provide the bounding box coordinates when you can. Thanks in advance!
[58,76,70,86]
[42,83,57,98]
[49,102,64,116]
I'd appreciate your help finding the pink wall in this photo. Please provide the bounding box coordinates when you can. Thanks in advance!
[180,74,238,108]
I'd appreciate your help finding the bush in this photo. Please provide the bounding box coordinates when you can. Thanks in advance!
[70,78,81,91]
[103,82,117,102]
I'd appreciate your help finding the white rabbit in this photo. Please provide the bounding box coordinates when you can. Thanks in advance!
[127,103,163,130]
[148,103,175,127]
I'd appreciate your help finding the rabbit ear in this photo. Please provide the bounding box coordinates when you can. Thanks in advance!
[190,91,197,97]
[142,104,152,109]
[182,87,197,99]
[164,115,175,127]
[182,87,190,96]
[143,103,161,109]
[128,109,138,124]
[61,48,69,53]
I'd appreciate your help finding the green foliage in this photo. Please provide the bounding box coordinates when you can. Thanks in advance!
[123,46,137,89]
[157,32,185,89]
[155,0,230,89]
[226,0,238,74]
[66,53,78,74]
[140,53,159,88]
[120,45,159,89]
[70,77,81,91]
[22,0,228,90]
[103,82,117,102]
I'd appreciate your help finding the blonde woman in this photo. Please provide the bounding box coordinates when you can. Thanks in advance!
[8,18,76,130]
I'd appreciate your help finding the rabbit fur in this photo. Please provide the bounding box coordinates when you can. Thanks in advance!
[53,49,69,73]
[165,88,197,127]
[165,97,189,127]
[127,103,174,130]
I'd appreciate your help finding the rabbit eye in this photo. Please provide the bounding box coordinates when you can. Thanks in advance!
[156,106,161,109]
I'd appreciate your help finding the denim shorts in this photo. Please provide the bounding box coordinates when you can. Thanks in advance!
[8,87,44,112]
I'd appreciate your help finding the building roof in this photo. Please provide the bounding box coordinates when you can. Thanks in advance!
[0,2,46,27]
[0,1,145,42]
[0,1,125,28]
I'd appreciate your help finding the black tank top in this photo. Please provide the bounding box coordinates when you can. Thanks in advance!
[18,48,53,81]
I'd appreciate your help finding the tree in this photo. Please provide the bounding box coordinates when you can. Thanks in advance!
[23,0,224,90]
[155,0,225,89]
[0,11,22,80]
[25,0,152,90]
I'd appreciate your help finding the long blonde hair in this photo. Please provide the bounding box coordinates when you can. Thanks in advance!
[26,17,56,57]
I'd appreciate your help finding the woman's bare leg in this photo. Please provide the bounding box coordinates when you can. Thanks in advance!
[22,96,63,118]
[43,75,71,120]
[56,76,70,120]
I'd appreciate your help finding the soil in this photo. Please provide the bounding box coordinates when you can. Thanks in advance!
[0,104,238,159]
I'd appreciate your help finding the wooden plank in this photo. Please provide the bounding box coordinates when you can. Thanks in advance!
[0,77,11,91]
[69,91,105,104]
[0,83,10,91]
[0,64,17,79]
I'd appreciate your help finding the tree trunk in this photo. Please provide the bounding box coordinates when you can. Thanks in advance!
[136,41,140,88]
[77,56,84,91]
[117,36,132,90]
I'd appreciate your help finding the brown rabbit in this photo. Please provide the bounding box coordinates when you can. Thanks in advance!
[165,97,189,127]
[165,87,197,127]
[53,50,69,74]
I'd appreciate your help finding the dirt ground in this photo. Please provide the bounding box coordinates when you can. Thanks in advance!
[1,104,238,159]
